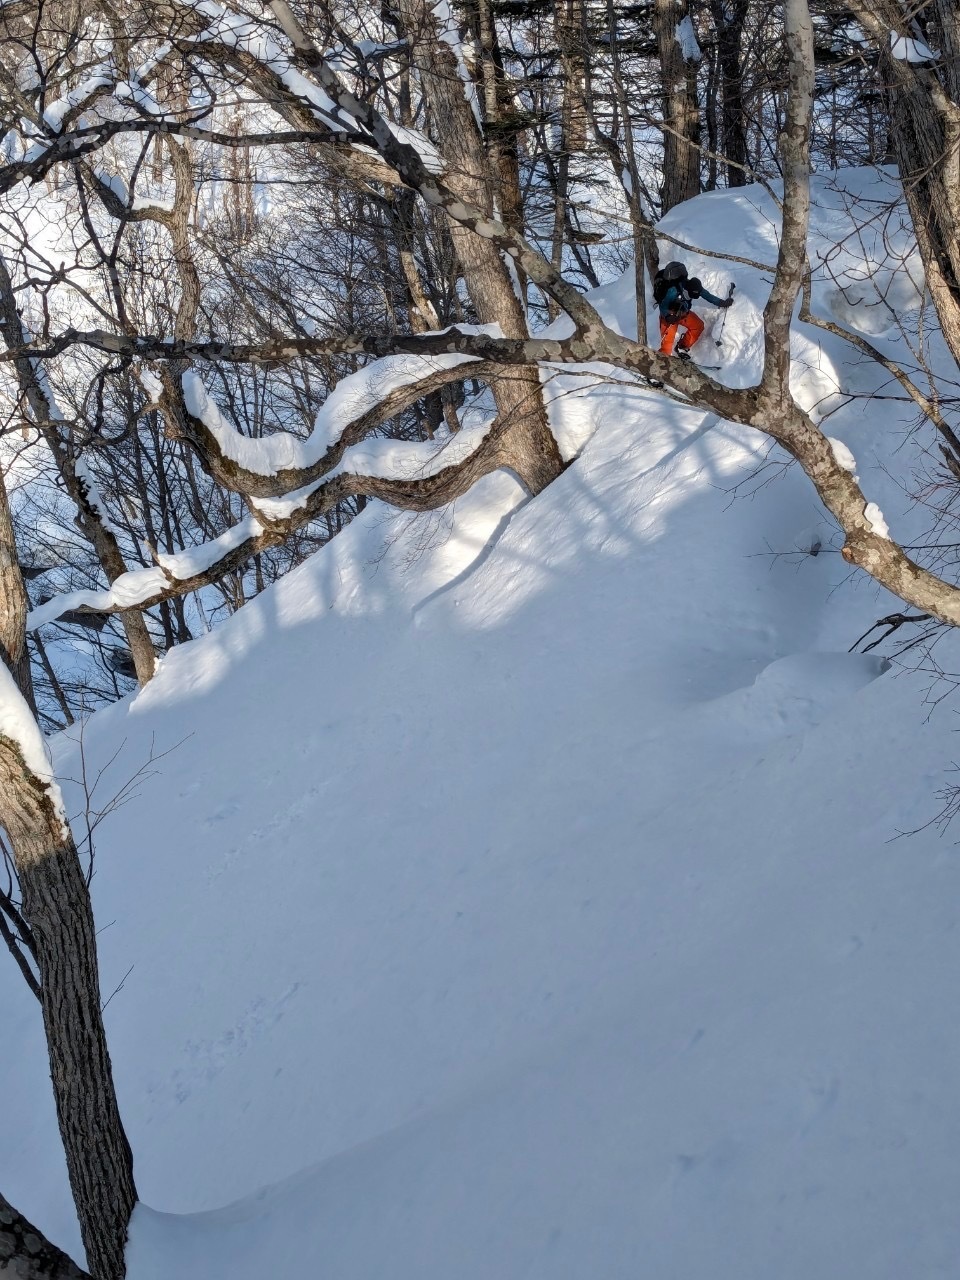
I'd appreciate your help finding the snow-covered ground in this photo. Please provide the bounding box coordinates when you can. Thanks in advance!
[5,169,960,1278]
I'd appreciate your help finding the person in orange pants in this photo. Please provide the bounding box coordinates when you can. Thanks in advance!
[655,264,733,360]
[659,308,704,358]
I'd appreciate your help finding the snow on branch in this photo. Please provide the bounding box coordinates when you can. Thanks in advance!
[178,331,494,488]
[0,663,69,834]
[89,166,177,217]
[190,0,344,125]
[27,520,261,632]
[26,414,510,626]
[0,0,603,332]
[251,419,495,521]
[675,17,701,62]
[41,66,116,133]
[190,0,443,171]
[889,32,938,62]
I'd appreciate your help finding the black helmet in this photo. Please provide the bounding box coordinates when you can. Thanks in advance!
[687,276,703,298]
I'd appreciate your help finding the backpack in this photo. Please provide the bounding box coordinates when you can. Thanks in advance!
[653,261,687,302]
[653,261,693,316]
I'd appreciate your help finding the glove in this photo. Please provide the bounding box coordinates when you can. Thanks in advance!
[720,297,734,309]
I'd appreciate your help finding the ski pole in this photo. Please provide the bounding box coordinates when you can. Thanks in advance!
[715,282,736,346]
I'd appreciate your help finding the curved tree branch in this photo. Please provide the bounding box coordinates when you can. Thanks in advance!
[28,408,516,626]
[165,357,506,498]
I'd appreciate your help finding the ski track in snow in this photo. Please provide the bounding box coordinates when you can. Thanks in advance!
[4,168,960,1280]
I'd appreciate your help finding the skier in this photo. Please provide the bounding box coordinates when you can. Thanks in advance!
[654,261,733,360]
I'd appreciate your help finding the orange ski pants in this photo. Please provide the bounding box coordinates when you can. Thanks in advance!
[659,310,704,355]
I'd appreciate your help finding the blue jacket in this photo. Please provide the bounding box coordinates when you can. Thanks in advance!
[659,283,725,319]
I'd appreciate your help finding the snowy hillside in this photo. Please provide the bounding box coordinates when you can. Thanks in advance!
[5,171,960,1279]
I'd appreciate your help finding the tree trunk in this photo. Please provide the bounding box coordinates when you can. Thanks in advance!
[0,253,156,686]
[390,189,442,332]
[0,467,36,713]
[710,0,749,186]
[396,0,563,492]
[474,0,527,238]
[555,0,587,153]
[547,0,587,308]
[0,1192,90,1279]
[848,0,960,371]
[655,0,702,211]
[604,0,658,342]
[930,0,960,106]
[0,468,136,1280]
[3,778,137,1280]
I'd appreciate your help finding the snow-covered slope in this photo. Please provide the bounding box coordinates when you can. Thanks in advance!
[5,170,960,1279]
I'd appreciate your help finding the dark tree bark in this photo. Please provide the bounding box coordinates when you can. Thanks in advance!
[0,471,136,1280]
[547,0,588,302]
[655,0,702,211]
[1,761,137,1280]
[473,0,527,241]
[709,0,750,186]
[0,1192,90,1279]
[0,467,36,715]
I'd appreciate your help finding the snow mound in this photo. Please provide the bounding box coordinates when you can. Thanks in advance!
[693,651,890,746]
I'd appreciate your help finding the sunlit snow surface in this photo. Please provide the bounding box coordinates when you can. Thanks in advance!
[4,170,960,1279]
